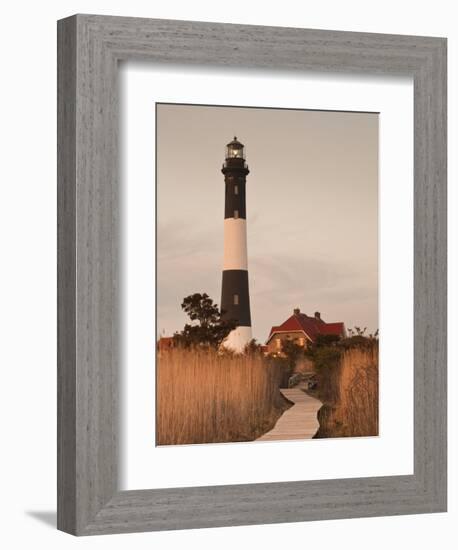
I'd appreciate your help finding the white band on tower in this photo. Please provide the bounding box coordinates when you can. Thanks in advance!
[222,219,248,271]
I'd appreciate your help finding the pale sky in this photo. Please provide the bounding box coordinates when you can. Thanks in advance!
[157,103,378,342]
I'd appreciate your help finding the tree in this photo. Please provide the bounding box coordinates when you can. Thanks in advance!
[244,338,263,355]
[341,327,379,350]
[347,326,367,337]
[314,334,341,347]
[281,339,303,370]
[304,327,379,370]
[172,293,236,349]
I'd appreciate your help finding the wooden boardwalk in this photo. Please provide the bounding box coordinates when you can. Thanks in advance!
[257,388,322,441]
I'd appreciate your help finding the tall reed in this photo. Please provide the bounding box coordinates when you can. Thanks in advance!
[156,348,288,445]
[315,343,379,438]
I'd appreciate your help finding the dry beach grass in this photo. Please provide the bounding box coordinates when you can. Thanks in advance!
[156,348,289,445]
[314,343,379,438]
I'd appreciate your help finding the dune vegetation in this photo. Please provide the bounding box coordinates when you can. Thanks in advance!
[306,338,379,438]
[156,348,290,446]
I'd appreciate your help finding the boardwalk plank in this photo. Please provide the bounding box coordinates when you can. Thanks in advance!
[257,388,322,441]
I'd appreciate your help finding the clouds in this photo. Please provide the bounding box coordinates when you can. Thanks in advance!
[248,253,377,340]
[157,221,222,336]
[156,104,378,341]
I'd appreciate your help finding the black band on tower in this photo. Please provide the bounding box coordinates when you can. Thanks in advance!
[220,270,251,327]
[224,179,246,219]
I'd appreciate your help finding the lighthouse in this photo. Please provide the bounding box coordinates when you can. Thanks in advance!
[220,137,252,352]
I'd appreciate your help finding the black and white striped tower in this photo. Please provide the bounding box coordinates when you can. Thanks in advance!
[220,137,252,352]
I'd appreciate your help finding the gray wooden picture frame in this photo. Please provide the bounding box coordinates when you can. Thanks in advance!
[57,14,447,536]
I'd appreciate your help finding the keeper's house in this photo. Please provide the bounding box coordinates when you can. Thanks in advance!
[157,336,174,353]
[266,308,346,355]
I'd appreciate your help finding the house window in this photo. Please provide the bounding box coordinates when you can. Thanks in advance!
[234,210,239,219]
[233,294,239,305]
[234,184,238,195]
[299,337,305,346]
[276,338,281,350]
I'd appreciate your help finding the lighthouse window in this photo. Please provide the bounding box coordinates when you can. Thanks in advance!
[233,294,239,305]
[234,210,239,219]
[234,185,238,195]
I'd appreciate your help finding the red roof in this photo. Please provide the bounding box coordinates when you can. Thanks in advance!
[157,336,174,351]
[267,310,345,343]
[317,322,345,335]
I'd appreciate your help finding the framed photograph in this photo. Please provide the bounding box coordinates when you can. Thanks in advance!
[57,14,447,535]
[154,104,378,446]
